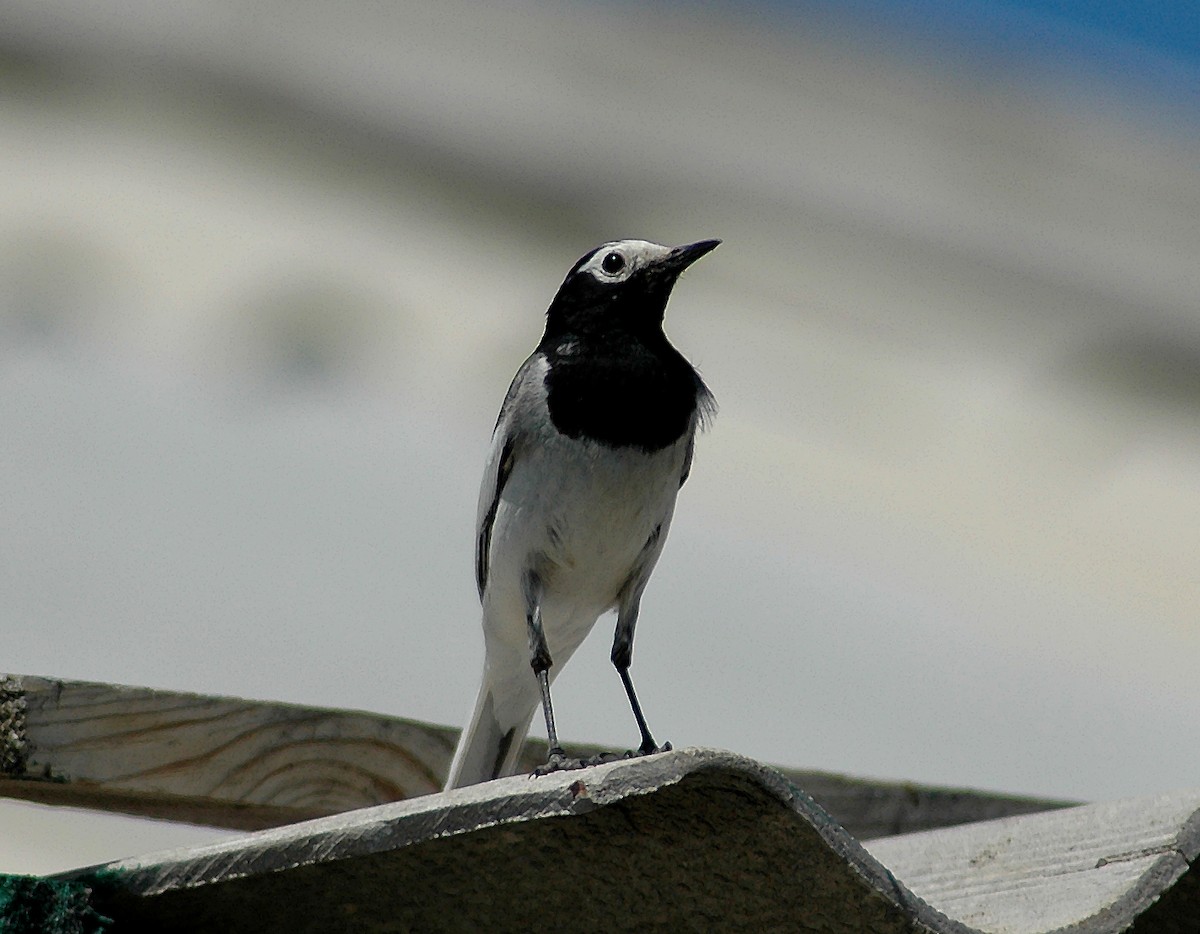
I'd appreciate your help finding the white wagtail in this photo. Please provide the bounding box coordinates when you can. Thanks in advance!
[445,238,719,789]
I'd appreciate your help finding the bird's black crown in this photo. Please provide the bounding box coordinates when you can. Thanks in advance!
[538,239,718,452]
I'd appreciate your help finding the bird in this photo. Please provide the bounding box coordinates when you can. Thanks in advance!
[444,238,719,790]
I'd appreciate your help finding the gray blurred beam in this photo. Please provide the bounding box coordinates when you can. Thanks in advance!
[49,750,1200,934]
[779,770,1074,841]
[0,674,1070,837]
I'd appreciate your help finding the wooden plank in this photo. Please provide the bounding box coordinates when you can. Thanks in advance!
[1,674,1071,835]
[1,674,457,830]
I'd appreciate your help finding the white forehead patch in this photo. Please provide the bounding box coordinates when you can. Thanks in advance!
[576,239,673,284]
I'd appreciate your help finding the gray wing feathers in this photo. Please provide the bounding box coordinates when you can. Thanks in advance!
[475,435,514,598]
[474,355,540,600]
[618,515,671,613]
[679,431,696,488]
[679,396,711,487]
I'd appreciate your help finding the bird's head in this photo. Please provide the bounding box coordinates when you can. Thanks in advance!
[544,238,720,338]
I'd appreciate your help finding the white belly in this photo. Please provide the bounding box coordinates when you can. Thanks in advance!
[483,429,687,666]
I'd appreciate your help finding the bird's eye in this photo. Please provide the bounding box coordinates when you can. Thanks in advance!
[601,252,626,275]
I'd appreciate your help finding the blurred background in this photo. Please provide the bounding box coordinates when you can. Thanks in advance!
[2,0,1199,872]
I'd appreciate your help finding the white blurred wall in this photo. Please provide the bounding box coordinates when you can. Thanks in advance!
[2,0,1199,872]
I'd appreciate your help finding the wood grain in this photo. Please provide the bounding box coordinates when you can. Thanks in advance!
[2,674,457,829]
[1,674,1071,834]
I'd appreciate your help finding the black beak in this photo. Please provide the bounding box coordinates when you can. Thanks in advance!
[663,239,721,273]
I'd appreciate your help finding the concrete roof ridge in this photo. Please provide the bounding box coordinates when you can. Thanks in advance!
[43,748,1200,932]
[56,747,971,932]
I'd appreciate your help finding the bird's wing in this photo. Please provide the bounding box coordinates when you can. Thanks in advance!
[475,354,539,599]
[618,426,698,614]
[679,431,696,488]
[679,378,716,488]
[615,497,678,621]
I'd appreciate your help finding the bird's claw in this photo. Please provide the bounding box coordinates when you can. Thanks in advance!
[532,747,573,777]
[532,741,673,777]
[624,740,672,759]
[532,748,625,777]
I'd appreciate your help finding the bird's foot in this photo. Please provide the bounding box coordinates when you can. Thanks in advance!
[532,747,623,777]
[581,750,624,767]
[532,746,573,777]
[624,740,672,759]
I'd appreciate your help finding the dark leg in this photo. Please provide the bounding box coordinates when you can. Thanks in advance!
[531,635,566,764]
[612,602,670,757]
[523,572,569,772]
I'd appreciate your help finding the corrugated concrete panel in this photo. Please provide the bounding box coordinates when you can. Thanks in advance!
[46,749,1199,934]
[53,749,968,933]
[868,788,1200,934]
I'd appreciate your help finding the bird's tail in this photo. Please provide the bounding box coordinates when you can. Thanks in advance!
[444,674,536,790]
